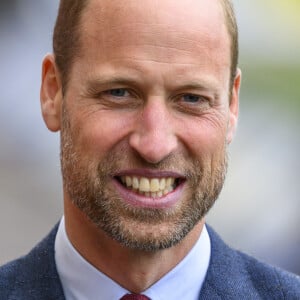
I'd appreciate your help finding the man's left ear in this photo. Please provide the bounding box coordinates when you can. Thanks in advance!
[226,69,241,144]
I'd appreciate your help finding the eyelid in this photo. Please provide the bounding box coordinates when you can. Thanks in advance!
[183,93,204,101]
[178,92,210,104]
[86,86,132,99]
[104,88,130,97]
[171,92,213,116]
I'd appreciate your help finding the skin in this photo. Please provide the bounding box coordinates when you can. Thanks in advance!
[40,0,240,294]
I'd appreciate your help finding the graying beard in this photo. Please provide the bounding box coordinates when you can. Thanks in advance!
[60,106,228,252]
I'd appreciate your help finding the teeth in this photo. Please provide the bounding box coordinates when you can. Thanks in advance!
[163,189,169,195]
[120,175,178,198]
[125,176,132,187]
[140,177,150,192]
[132,177,139,189]
[166,177,175,186]
[159,178,166,190]
[150,178,160,192]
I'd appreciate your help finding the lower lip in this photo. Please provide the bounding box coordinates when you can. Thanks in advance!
[112,179,185,209]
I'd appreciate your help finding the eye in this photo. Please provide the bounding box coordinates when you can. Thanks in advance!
[105,88,130,97]
[182,94,203,103]
[174,92,211,115]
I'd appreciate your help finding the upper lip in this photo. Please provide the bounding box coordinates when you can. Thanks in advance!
[113,169,185,179]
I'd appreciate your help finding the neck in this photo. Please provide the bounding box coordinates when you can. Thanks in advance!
[64,198,205,293]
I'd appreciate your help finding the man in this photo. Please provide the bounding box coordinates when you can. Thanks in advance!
[0,0,299,299]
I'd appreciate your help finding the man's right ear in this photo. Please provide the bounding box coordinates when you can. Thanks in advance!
[40,54,62,132]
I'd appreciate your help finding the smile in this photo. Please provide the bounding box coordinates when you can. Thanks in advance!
[113,170,186,208]
[118,176,180,198]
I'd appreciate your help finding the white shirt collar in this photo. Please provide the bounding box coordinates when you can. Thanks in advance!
[55,217,210,300]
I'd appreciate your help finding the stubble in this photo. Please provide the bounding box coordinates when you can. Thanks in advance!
[60,105,228,251]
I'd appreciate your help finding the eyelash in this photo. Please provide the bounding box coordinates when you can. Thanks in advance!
[180,94,207,104]
[104,88,130,98]
[97,88,211,114]
[104,89,207,101]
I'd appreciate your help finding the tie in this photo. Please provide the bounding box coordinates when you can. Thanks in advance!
[120,294,151,300]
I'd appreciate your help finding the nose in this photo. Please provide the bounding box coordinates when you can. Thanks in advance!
[129,98,178,164]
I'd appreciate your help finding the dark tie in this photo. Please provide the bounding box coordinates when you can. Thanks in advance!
[120,294,151,300]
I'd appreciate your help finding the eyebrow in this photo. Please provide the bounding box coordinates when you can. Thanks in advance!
[88,75,141,87]
[171,78,222,100]
[176,80,219,92]
[84,76,141,95]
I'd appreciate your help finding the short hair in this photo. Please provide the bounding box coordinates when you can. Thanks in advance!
[219,0,239,89]
[53,0,88,93]
[53,0,238,93]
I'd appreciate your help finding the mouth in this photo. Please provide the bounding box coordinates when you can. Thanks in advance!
[115,175,184,198]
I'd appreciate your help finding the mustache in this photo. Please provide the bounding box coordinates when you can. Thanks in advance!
[96,144,204,179]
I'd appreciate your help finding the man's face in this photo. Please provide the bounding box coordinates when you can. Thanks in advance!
[60,0,239,251]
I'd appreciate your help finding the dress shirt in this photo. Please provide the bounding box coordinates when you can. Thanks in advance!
[55,217,211,300]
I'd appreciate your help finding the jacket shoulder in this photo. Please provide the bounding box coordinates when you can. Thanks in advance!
[201,225,300,299]
[0,256,29,298]
[0,224,65,300]
[240,250,300,298]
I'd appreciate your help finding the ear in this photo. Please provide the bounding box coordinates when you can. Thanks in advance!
[226,68,241,144]
[40,54,62,132]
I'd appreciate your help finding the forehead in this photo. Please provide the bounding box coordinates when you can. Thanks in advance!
[80,0,229,53]
[84,0,225,26]
[76,0,231,86]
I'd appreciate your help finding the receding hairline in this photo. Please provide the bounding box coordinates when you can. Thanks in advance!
[53,0,238,93]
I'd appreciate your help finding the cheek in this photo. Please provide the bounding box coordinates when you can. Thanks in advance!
[178,114,228,156]
[74,112,135,156]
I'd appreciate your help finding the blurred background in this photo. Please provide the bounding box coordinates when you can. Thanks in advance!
[0,1,299,275]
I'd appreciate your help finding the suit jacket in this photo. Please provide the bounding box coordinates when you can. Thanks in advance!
[1,224,299,299]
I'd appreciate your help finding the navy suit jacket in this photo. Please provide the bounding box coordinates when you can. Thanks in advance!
[1,224,299,299]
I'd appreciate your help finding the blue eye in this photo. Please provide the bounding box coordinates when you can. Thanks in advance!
[183,94,201,103]
[108,88,128,97]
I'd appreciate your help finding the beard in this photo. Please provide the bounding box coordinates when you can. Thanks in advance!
[60,107,228,252]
